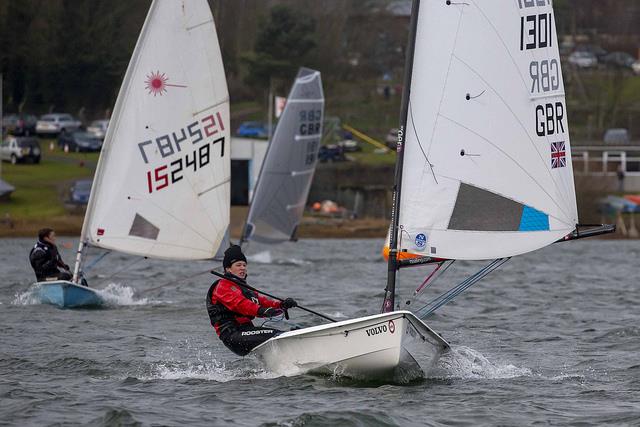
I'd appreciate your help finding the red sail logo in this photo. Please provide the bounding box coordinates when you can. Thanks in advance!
[144,71,187,96]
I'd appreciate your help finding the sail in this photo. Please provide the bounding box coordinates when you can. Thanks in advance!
[242,68,324,243]
[396,0,578,260]
[81,0,230,260]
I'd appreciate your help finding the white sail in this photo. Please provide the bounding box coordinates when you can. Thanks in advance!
[397,0,578,260]
[243,68,324,243]
[81,0,230,260]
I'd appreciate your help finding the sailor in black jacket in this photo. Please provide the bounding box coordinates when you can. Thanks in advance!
[29,228,72,282]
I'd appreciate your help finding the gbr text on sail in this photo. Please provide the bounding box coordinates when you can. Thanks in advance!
[518,0,566,141]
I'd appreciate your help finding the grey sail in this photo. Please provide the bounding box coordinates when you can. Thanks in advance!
[242,68,324,244]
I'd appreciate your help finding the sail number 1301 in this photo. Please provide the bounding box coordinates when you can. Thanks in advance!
[146,137,224,193]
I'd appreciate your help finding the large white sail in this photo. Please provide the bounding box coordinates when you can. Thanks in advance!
[397,0,578,260]
[242,68,324,243]
[81,0,230,260]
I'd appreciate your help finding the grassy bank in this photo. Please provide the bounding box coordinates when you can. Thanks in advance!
[0,141,98,236]
[0,151,389,238]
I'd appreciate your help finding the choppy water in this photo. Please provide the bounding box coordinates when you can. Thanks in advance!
[1,237,639,426]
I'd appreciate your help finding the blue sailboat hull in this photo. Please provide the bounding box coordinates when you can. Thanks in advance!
[37,281,104,308]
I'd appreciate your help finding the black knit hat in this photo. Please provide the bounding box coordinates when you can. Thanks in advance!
[223,245,247,269]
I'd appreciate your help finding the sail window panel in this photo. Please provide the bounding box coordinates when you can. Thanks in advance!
[129,213,160,240]
[448,183,523,231]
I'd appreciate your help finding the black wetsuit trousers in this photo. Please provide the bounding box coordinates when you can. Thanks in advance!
[219,323,282,357]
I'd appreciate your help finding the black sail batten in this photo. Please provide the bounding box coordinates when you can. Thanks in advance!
[382,0,421,314]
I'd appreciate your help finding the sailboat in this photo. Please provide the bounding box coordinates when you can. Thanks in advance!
[251,0,613,379]
[36,0,230,308]
[241,67,325,244]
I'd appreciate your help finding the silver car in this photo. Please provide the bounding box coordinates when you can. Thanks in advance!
[86,119,109,140]
[36,113,82,136]
[568,51,598,68]
[0,135,42,164]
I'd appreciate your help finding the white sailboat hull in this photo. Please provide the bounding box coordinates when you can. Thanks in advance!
[251,310,449,380]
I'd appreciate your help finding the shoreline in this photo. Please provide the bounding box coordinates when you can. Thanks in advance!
[0,207,392,239]
[0,214,629,240]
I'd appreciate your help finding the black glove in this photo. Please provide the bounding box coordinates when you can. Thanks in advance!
[257,307,284,318]
[63,264,70,271]
[281,298,298,310]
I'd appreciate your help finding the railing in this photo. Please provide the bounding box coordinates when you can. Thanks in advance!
[572,145,640,176]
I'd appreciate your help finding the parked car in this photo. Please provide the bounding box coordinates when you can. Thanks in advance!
[36,113,82,136]
[385,128,398,149]
[2,114,38,136]
[318,145,345,162]
[339,139,361,152]
[236,121,268,138]
[576,45,608,61]
[86,119,109,140]
[568,51,597,68]
[68,179,93,205]
[58,131,103,152]
[632,60,640,75]
[603,128,630,145]
[0,136,41,164]
[601,52,635,69]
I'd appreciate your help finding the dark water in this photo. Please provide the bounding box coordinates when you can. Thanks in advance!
[1,237,639,426]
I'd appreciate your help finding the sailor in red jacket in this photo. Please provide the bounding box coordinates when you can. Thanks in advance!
[206,245,298,356]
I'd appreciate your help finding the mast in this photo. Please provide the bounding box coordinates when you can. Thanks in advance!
[382,0,420,313]
[0,73,3,177]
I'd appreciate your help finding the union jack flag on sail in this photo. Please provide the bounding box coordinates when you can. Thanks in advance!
[551,141,566,169]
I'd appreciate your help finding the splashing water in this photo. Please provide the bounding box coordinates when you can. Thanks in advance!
[12,284,42,305]
[144,359,277,382]
[248,250,311,266]
[136,342,277,382]
[431,345,532,380]
[97,283,155,306]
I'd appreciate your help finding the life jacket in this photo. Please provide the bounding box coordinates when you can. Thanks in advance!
[206,278,260,333]
[29,240,61,280]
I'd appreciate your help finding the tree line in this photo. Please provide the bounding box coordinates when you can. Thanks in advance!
[1,0,638,131]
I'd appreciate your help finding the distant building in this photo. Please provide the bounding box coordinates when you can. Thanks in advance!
[230,137,268,205]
